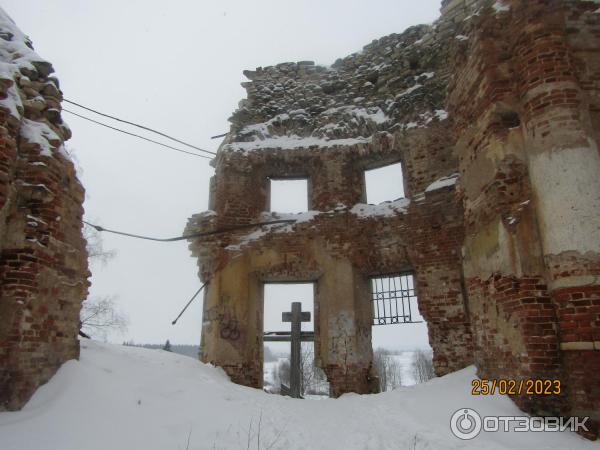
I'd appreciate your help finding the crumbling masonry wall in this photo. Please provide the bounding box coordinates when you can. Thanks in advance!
[187,0,600,435]
[0,10,89,410]
[187,4,475,396]
[446,0,600,437]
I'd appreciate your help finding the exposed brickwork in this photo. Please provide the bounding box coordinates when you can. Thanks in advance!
[187,5,475,396]
[466,274,561,415]
[448,0,600,438]
[407,186,473,375]
[187,5,599,435]
[324,364,378,398]
[0,1,596,435]
[0,10,89,410]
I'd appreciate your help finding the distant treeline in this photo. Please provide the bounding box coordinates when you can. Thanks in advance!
[123,341,200,359]
[123,341,281,362]
[122,341,428,362]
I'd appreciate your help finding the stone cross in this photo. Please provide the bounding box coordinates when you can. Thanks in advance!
[282,302,311,398]
[263,302,312,398]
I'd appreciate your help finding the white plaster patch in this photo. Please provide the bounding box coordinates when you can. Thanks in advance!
[528,143,600,255]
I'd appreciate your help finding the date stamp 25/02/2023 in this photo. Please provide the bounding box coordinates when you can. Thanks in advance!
[471,379,561,396]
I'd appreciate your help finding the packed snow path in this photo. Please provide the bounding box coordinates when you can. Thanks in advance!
[0,341,594,450]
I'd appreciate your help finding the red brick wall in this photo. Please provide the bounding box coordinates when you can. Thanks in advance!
[0,19,89,410]
[449,0,600,437]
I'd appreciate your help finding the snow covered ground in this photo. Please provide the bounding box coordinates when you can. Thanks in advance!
[0,341,595,450]
[392,351,419,386]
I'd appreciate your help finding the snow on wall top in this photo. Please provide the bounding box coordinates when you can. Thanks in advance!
[425,173,459,192]
[350,198,410,218]
[224,135,373,152]
[224,200,410,251]
[0,7,49,121]
[0,7,71,159]
[220,3,483,155]
[224,209,324,251]
[20,118,60,156]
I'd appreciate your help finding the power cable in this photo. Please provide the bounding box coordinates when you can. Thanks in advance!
[64,109,213,159]
[82,219,297,242]
[64,98,216,156]
[171,282,208,325]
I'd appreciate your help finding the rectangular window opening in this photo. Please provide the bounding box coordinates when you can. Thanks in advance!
[269,178,308,213]
[262,282,329,398]
[371,273,420,326]
[364,162,405,204]
[370,273,435,389]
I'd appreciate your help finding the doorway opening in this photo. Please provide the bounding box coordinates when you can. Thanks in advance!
[369,273,434,391]
[262,282,329,397]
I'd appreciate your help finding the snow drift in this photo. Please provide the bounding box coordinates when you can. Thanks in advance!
[0,341,594,450]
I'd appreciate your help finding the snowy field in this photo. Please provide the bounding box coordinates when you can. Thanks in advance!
[0,341,595,450]
[264,351,419,390]
[393,351,419,386]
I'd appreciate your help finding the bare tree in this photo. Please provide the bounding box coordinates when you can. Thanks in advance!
[80,295,128,340]
[275,358,290,388]
[411,349,436,384]
[273,344,329,396]
[80,221,127,340]
[373,348,402,392]
[83,222,116,266]
[299,343,328,396]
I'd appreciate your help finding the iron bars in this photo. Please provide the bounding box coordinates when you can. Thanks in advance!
[370,273,422,325]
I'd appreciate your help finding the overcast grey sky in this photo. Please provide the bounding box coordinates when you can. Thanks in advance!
[4,0,440,349]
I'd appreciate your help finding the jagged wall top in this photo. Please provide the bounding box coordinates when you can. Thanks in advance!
[220,0,489,154]
[0,7,72,157]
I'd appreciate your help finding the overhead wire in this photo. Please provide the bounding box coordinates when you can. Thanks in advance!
[83,218,300,325]
[64,98,216,156]
[63,109,213,159]
[62,101,234,325]
[171,281,209,325]
[82,219,297,242]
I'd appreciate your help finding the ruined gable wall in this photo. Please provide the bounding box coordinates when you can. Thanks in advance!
[187,6,476,395]
[191,0,599,424]
[0,10,89,410]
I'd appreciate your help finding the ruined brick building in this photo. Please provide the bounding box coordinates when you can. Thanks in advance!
[186,0,600,436]
[0,10,89,409]
[0,0,598,440]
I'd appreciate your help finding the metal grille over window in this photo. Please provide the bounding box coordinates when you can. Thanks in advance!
[371,274,422,325]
